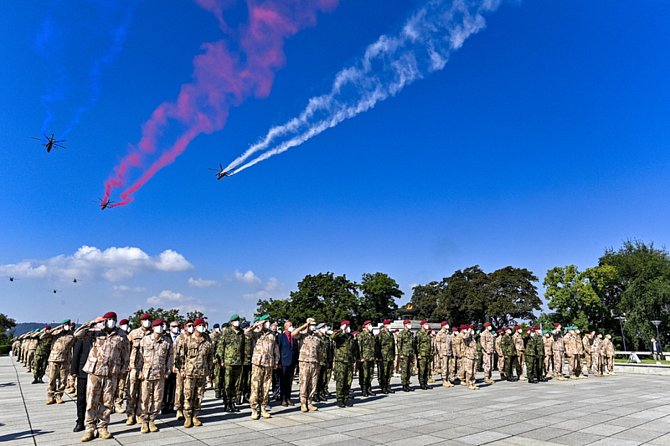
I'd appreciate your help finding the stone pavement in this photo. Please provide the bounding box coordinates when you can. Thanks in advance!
[2,355,670,446]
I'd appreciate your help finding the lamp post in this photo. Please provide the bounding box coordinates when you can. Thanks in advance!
[651,320,661,341]
[615,315,627,352]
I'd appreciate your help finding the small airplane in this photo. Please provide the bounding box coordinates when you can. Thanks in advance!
[208,164,233,180]
[98,198,115,210]
[31,133,66,152]
[9,276,17,282]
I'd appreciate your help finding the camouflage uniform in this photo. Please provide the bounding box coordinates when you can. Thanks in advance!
[33,333,51,382]
[494,334,505,380]
[357,330,377,395]
[451,330,464,382]
[81,328,130,436]
[46,327,75,401]
[173,331,190,413]
[512,331,526,379]
[480,329,495,383]
[543,334,554,377]
[416,329,433,389]
[591,336,603,375]
[210,330,222,398]
[114,336,131,411]
[462,332,478,389]
[138,334,173,423]
[26,335,39,370]
[564,333,579,378]
[500,332,517,379]
[317,334,334,398]
[216,326,245,408]
[582,334,593,375]
[182,333,213,421]
[296,331,321,407]
[127,327,151,419]
[601,336,615,374]
[240,331,253,402]
[377,329,395,392]
[552,332,566,379]
[397,328,416,389]
[524,334,543,382]
[331,329,355,405]
[248,330,279,415]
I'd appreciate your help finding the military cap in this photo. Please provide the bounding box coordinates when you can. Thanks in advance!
[382,319,391,325]
[194,318,206,326]
[403,319,411,324]
[341,320,350,326]
[451,327,458,332]
[222,322,229,328]
[229,313,240,322]
[533,325,541,331]
[241,321,250,328]
[362,320,372,327]
[440,321,449,326]
[140,313,151,321]
[459,324,468,330]
[257,314,270,322]
[419,319,427,325]
[45,325,52,330]
[513,325,521,331]
[554,323,561,328]
[316,322,325,329]
[152,319,162,328]
[102,311,117,319]
[483,322,491,327]
[526,328,533,333]
[213,323,220,329]
[61,319,71,325]
[119,319,129,325]
[352,330,360,335]
[496,329,503,334]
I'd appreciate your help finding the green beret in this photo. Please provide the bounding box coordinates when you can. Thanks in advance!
[61,319,71,325]
[222,322,229,328]
[229,313,239,322]
[257,314,270,322]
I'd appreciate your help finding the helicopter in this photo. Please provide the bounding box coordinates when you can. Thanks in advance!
[9,276,18,282]
[73,278,78,283]
[208,164,233,180]
[98,198,115,210]
[31,133,66,152]
[52,289,61,294]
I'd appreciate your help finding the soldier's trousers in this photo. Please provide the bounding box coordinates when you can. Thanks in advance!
[456,356,465,380]
[592,353,602,374]
[604,356,613,373]
[141,378,165,422]
[584,353,592,373]
[213,362,222,396]
[85,374,117,434]
[476,351,483,372]
[240,364,252,398]
[224,365,242,403]
[433,353,441,375]
[317,364,328,395]
[184,376,206,418]
[33,354,47,380]
[544,354,553,376]
[497,354,505,378]
[567,355,579,377]
[438,355,450,382]
[299,361,319,404]
[516,352,525,377]
[249,365,272,411]
[175,371,185,410]
[162,372,176,413]
[359,360,374,391]
[47,361,67,398]
[378,359,393,389]
[334,362,353,402]
[482,352,494,380]
[504,355,518,378]
[524,355,537,381]
[399,356,414,385]
[115,371,128,409]
[27,350,35,370]
[553,352,564,376]
[462,357,476,385]
[417,356,431,386]
[127,369,142,417]
[76,377,87,426]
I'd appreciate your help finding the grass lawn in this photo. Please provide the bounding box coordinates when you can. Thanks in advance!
[615,358,670,365]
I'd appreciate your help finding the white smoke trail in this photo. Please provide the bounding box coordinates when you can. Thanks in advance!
[225,0,500,175]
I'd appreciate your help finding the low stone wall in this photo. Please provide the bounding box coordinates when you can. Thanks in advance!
[614,362,670,376]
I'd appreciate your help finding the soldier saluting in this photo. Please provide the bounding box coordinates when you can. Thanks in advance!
[45,319,75,404]
[332,320,355,407]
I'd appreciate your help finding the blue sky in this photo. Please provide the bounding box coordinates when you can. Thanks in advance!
[1,0,669,324]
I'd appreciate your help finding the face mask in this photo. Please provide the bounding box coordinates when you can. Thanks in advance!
[423,325,429,330]
[142,320,151,328]
[345,327,351,334]
[162,323,167,331]
[196,325,205,333]
[214,328,220,333]
[106,320,116,329]
[264,322,270,330]
[288,326,294,333]
[271,326,277,332]
[120,324,128,332]
[171,327,180,334]
[372,329,380,336]
[153,326,163,334]
[232,321,240,328]
[63,325,70,332]
[530,332,535,337]
[309,325,316,332]
[405,325,411,330]
[487,326,492,331]
[96,322,105,330]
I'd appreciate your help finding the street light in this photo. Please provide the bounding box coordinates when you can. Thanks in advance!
[651,320,661,341]
[614,314,627,352]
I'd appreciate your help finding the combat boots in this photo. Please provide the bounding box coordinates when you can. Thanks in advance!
[336,400,345,408]
[367,388,376,396]
[300,404,309,412]
[183,416,193,428]
[32,378,39,384]
[176,409,184,420]
[149,421,159,432]
[307,403,318,411]
[261,408,271,418]
[55,395,64,404]
[98,429,113,440]
[46,397,55,405]
[443,380,454,388]
[126,415,136,425]
[387,386,395,393]
[192,416,203,427]
[251,411,260,420]
[80,431,94,442]
[140,422,149,433]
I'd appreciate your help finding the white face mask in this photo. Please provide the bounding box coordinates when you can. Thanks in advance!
[187,326,194,334]
[162,323,167,331]
[63,325,70,332]
[153,326,163,334]
[309,325,316,332]
[106,320,116,329]
[487,326,492,331]
[196,325,206,333]
[231,321,240,328]
[120,324,128,332]
[214,328,220,333]
[404,325,411,330]
[287,326,294,333]
[530,332,535,337]
[345,327,351,334]
[171,327,180,334]
[142,320,151,328]
[423,325,429,330]
[264,321,270,330]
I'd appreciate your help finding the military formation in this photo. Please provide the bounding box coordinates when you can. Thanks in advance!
[12,315,618,442]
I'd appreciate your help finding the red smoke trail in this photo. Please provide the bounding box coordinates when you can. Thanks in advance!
[104,0,338,207]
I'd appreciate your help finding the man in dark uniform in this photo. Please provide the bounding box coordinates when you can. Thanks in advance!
[397,319,416,392]
[357,321,377,396]
[216,314,245,412]
[331,320,355,407]
[377,319,395,394]
[70,327,93,432]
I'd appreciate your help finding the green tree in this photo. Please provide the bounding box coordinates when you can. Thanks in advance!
[435,266,488,323]
[186,310,204,322]
[357,272,403,322]
[128,308,183,329]
[486,266,541,327]
[410,281,444,320]
[0,313,17,344]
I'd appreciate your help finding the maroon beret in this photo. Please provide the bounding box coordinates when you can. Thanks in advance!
[403,319,411,325]
[341,320,350,326]
[119,319,129,325]
[102,312,117,319]
[483,322,491,327]
[140,313,151,321]
[152,319,162,328]
[441,321,449,326]
[382,319,391,325]
[194,318,206,326]
[362,320,372,327]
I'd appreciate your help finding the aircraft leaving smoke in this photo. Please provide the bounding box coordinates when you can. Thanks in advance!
[36,1,137,138]
[225,0,501,176]
[103,0,339,207]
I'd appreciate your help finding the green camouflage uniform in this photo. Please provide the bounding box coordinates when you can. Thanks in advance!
[525,334,544,382]
[331,330,355,404]
[397,329,416,387]
[240,332,253,401]
[416,330,433,388]
[317,335,333,398]
[357,330,377,395]
[500,333,517,379]
[377,330,395,391]
[216,327,245,407]
[211,331,222,398]
[33,334,51,381]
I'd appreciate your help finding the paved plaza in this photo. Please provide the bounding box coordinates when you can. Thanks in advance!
[2,356,670,446]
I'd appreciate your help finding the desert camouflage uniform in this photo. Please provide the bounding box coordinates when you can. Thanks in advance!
[127,327,151,418]
[552,333,565,378]
[543,334,554,377]
[462,333,478,388]
[591,336,603,375]
[565,333,579,378]
[46,327,75,399]
[512,331,526,379]
[138,334,173,422]
[296,331,321,406]
[451,331,464,381]
[173,331,190,411]
[601,337,614,374]
[81,328,130,435]
[114,334,131,411]
[480,329,495,382]
[494,335,505,379]
[181,333,213,419]
[582,335,593,375]
[248,330,279,413]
